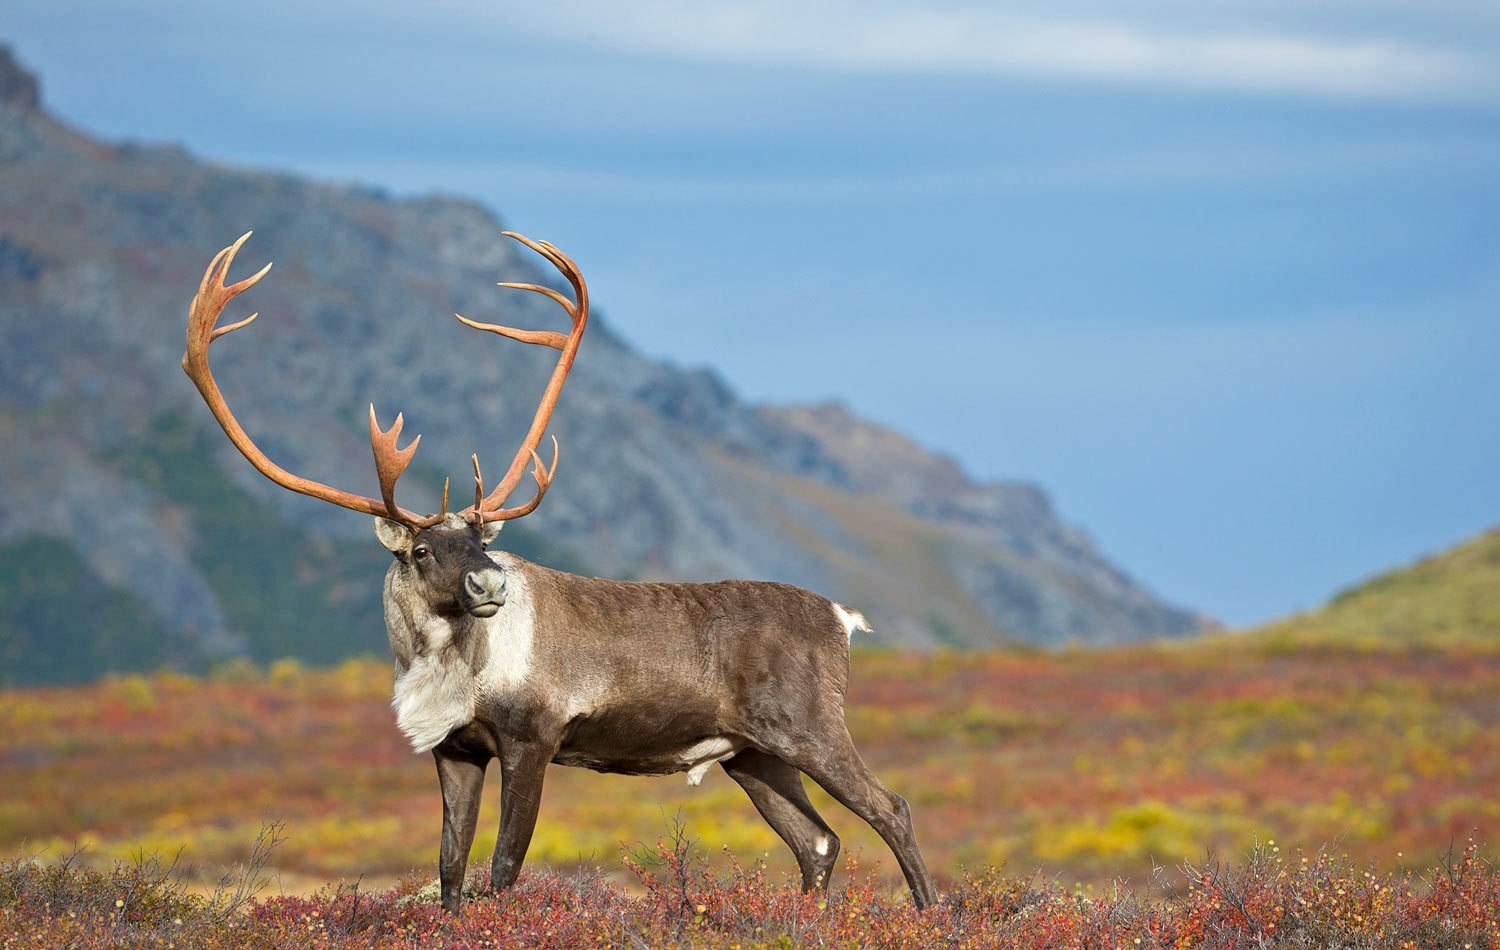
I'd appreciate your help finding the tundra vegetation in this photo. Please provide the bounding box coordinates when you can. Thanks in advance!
[2,622,1497,946]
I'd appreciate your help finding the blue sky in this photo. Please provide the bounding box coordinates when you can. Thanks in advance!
[8,1,1498,626]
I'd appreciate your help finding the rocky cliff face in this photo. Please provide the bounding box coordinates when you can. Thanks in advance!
[0,47,1205,683]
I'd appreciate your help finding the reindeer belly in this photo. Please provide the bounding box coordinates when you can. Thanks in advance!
[554,709,745,784]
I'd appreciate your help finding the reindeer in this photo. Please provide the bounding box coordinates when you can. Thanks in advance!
[182,231,938,912]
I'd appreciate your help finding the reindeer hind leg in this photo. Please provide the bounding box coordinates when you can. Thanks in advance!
[777,723,938,909]
[722,748,840,892]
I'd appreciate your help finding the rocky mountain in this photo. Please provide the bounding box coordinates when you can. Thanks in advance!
[0,46,1206,684]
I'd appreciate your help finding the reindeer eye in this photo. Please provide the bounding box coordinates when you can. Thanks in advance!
[413,546,433,560]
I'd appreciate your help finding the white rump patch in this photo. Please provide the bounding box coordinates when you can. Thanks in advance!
[832,603,870,642]
[681,737,741,786]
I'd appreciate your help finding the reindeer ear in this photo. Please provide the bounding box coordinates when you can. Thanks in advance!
[374,517,414,555]
[479,521,503,546]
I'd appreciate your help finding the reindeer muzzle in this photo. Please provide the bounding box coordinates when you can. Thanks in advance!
[462,566,507,617]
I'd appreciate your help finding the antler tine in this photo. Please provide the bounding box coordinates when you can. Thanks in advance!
[369,408,444,529]
[185,232,272,361]
[183,233,431,527]
[455,232,589,522]
[476,438,559,523]
[454,241,579,348]
[471,454,485,516]
[494,282,574,317]
[453,312,570,350]
[507,233,577,288]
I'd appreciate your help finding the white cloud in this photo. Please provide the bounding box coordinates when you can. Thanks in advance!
[491,1,1497,103]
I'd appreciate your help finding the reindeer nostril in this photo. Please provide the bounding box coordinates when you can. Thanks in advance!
[464,568,506,606]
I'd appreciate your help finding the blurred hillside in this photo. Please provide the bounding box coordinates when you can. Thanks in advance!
[1248,524,1500,650]
[0,45,1210,684]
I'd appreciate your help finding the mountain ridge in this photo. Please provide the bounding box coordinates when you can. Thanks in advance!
[0,45,1205,684]
[1245,524,1500,650]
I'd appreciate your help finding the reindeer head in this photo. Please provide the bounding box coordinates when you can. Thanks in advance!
[375,514,506,618]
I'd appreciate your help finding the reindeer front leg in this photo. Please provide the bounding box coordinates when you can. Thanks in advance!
[434,750,488,912]
[489,737,557,891]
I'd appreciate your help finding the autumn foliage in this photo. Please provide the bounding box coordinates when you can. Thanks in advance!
[2,825,1497,948]
[2,632,1498,945]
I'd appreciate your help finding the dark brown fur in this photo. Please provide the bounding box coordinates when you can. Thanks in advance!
[384,520,938,912]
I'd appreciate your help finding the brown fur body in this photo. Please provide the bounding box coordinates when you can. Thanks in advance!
[377,519,937,912]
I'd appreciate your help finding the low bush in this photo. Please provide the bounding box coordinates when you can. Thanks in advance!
[3,830,1495,948]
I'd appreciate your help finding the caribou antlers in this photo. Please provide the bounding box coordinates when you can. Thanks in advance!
[182,230,589,530]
